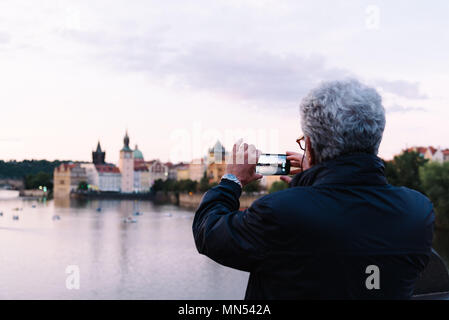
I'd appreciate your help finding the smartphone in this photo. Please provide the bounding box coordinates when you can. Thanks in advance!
[256,154,290,176]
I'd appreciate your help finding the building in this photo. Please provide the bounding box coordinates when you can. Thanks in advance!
[164,162,177,180]
[82,142,122,192]
[80,163,99,189]
[92,142,106,165]
[96,164,121,192]
[189,158,207,182]
[207,140,227,183]
[147,160,168,186]
[133,145,150,192]
[176,163,190,181]
[53,163,87,197]
[119,131,134,193]
[431,148,449,163]
[405,146,449,163]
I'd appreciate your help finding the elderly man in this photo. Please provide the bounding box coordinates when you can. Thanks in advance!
[192,79,434,299]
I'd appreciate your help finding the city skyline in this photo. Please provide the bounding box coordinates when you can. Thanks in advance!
[1,1,448,163]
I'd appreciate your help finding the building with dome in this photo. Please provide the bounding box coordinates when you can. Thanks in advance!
[133,145,150,192]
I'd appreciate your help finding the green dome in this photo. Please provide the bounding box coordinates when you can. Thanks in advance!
[133,145,144,159]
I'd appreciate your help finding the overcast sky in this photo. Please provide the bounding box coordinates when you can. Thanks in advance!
[0,0,448,163]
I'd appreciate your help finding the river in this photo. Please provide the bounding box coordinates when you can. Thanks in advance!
[0,191,448,299]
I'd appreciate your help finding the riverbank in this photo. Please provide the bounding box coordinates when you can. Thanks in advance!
[164,192,264,210]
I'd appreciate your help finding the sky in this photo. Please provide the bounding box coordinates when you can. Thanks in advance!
[0,0,448,163]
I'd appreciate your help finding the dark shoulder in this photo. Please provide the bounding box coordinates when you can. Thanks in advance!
[389,184,434,212]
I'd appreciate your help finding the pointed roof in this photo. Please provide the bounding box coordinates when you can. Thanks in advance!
[95,141,103,153]
[121,130,132,152]
[209,140,225,153]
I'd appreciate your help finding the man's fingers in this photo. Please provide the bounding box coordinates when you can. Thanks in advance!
[247,145,257,164]
[286,151,300,156]
[290,169,302,174]
[280,176,292,184]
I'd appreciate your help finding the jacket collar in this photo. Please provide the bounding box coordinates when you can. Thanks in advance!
[289,152,388,188]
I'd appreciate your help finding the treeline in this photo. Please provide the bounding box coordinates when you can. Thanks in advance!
[0,159,69,190]
[151,172,269,194]
[384,151,449,229]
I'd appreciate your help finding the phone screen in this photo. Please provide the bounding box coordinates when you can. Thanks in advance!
[256,154,290,176]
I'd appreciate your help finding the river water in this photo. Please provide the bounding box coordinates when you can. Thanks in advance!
[0,190,448,299]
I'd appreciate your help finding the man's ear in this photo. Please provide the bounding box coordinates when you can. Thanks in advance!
[305,136,316,166]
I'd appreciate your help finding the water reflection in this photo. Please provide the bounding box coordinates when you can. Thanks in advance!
[2,192,448,299]
[0,194,248,299]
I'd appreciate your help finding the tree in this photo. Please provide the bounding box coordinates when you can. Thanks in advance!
[384,151,428,192]
[78,181,88,191]
[269,181,289,193]
[24,171,53,190]
[419,162,449,229]
[243,180,261,193]
[198,172,211,193]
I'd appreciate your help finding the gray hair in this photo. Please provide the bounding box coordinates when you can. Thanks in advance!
[299,79,386,163]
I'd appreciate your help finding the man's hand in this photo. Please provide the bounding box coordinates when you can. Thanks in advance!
[280,151,310,184]
[225,139,263,187]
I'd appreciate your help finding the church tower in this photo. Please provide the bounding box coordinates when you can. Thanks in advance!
[92,141,106,165]
[119,131,134,193]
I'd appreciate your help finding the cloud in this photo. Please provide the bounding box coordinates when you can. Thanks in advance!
[62,31,353,106]
[60,29,428,108]
[385,104,426,114]
[373,79,429,100]
[0,32,10,44]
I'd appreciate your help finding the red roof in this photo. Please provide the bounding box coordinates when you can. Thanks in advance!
[134,165,149,172]
[404,146,434,155]
[95,165,120,173]
[443,149,449,156]
[428,146,437,155]
[56,163,76,172]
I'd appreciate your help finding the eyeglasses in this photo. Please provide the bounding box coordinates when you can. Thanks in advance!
[296,135,305,151]
[296,135,306,171]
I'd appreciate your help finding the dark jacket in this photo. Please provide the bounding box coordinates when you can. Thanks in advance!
[192,153,435,299]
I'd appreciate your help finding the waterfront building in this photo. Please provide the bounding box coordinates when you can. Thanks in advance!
[92,142,106,165]
[133,145,150,192]
[82,142,122,192]
[53,163,87,197]
[96,165,121,192]
[119,131,134,193]
[165,162,177,180]
[147,160,168,186]
[188,158,207,182]
[176,163,190,181]
[207,140,227,183]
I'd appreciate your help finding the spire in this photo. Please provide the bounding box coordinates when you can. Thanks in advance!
[96,141,102,152]
[124,130,130,148]
[121,130,132,152]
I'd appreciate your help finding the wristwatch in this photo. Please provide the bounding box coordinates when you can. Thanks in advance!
[221,174,243,188]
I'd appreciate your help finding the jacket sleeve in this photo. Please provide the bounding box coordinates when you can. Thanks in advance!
[192,179,280,272]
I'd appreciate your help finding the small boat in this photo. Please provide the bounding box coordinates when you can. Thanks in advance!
[133,211,143,216]
[31,204,37,208]
[96,207,102,212]
[123,216,137,223]
[52,215,61,221]
[12,215,19,220]
[0,211,3,216]
[12,207,23,211]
